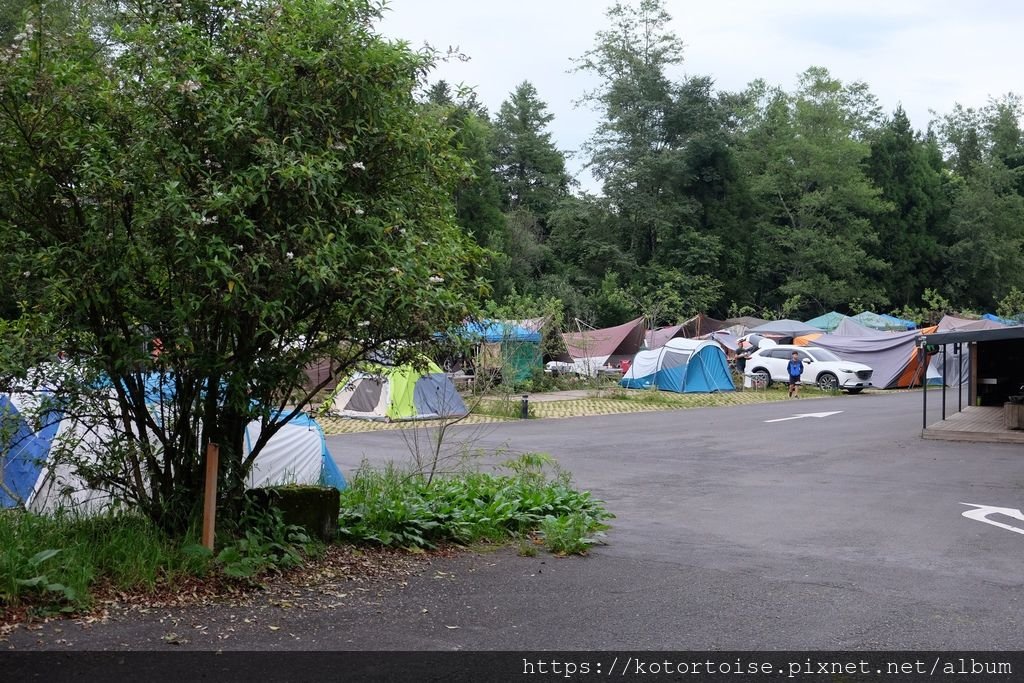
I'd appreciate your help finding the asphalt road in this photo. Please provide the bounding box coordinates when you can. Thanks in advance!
[9,391,1024,650]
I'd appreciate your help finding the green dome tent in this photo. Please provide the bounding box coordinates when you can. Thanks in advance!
[327,359,468,421]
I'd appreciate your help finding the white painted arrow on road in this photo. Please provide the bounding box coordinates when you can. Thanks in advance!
[960,503,1024,536]
[763,411,843,423]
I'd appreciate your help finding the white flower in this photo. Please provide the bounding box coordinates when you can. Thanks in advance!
[358,321,370,327]
[177,79,201,94]
[351,161,365,171]
[354,208,364,216]
[234,244,244,251]
[389,267,401,273]
[331,141,346,151]
[22,271,30,277]
[286,251,294,260]
[429,275,444,284]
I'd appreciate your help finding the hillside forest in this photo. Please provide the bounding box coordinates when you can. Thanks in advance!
[431,0,1024,327]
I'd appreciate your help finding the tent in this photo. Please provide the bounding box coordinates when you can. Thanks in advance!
[879,313,917,330]
[851,311,911,331]
[620,338,735,393]
[462,319,542,383]
[646,324,685,350]
[1,390,345,513]
[797,326,938,388]
[804,311,849,332]
[561,317,645,376]
[982,313,1018,326]
[749,319,822,337]
[328,360,467,421]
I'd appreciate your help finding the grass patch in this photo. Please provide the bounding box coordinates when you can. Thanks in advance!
[337,453,612,555]
[0,501,321,616]
[473,397,536,419]
[0,511,210,614]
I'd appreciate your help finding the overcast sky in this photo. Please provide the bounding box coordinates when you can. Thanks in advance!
[378,0,1023,193]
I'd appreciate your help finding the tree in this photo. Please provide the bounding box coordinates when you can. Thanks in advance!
[733,68,888,314]
[863,107,946,306]
[0,0,486,531]
[492,81,571,224]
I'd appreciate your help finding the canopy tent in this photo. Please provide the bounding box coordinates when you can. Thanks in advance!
[561,317,645,376]
[833,317,889,337]
[749,319,822,337]
[851,311,910,331]
[328,359,467,421]
[620,338,734,393]
[679,313,727,338]
[798,326,938,388]
[723,316,769,338]
[645,324,685,350]
[1,389,344,514]
[702,329,740,352]
[461,319,542,383]
[804,311,849,332]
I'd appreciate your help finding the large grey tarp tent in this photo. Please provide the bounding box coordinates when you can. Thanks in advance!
[749,319,822,337]
[801,327,937,388]
[561,317,645,376]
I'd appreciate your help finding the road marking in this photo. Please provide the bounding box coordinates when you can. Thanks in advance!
[960,503,1024,536]
[763,411,843,423]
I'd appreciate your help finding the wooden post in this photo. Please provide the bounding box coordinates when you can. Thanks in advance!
[201,442,219,551]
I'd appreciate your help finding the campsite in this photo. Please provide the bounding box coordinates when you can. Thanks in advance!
[4,0,1024,670]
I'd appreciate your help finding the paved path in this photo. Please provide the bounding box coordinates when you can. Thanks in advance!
[9,391,1024,650]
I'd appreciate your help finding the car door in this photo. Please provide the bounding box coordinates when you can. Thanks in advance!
[764,348,791,382]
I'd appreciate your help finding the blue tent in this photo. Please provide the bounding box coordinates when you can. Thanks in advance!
[1,383,344,512]
[620,338,734,393]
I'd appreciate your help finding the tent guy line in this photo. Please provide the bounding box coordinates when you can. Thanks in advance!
[763,411,843,423]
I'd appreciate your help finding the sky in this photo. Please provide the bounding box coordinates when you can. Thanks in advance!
[378,0,1023,193]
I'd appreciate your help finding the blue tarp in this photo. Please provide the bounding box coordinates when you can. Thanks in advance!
[879,313,917,330]
[982,313,1017,326]
[460,319,541,343]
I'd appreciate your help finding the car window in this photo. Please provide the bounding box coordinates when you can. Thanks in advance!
[808,349,841,362]
[771,349,793,360]
[796,350,812,362]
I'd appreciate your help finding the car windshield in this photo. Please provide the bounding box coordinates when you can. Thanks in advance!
[809,349,841,362]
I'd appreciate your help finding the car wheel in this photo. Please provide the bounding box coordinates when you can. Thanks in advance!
[845,388,863,395]
[752,368,771,388]
[816,372,839,392]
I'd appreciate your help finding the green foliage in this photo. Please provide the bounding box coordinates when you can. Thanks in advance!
[0,511,210,612]
[216,504,314,579]
[337,456,612,554]
[0,0,487,532]
[996,287,1024,320]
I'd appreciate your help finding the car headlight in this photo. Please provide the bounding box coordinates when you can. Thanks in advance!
[839,368,855,373]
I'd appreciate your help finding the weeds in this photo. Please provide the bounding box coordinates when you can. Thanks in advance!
[0,510,209,613]
[338,454,612,555]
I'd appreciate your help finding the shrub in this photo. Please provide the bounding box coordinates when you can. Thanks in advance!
[337,454,612,554]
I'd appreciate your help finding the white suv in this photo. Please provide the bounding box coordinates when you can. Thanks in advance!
[744,345,873,393]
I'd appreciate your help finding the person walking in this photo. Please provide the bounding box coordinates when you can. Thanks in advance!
[787,351,804,398]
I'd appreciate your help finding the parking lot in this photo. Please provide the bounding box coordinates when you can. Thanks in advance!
[325,390,1024,649]
[9,390,1024,650]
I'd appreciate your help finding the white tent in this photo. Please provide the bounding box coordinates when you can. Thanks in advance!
[1,388,344,514]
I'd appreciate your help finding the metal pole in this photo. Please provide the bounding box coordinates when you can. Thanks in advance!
[956,342,962,413]
[941,345,947,421]
[520,394,529,419]
[921,342,928,431]
[202,442,219,551]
